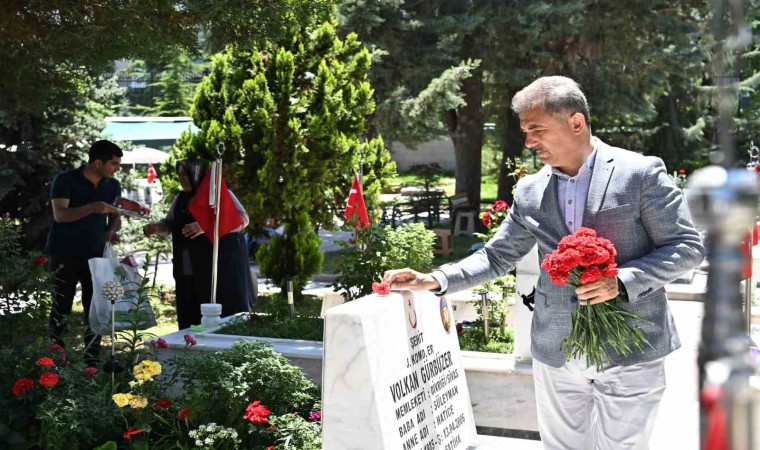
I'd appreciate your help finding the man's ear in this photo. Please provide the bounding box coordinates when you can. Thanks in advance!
[569,112,586,134]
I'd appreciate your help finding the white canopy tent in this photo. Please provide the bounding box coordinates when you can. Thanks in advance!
[120,147,169,165]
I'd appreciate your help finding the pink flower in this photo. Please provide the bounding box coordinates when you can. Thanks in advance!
[183,334,197,346]
[152,338,169,349]
[308,410,322,422]
[84,367,98,376]
[371,282,391,296]
[35,357,55,368]
[48,343,65,353]
[243,400,272,424]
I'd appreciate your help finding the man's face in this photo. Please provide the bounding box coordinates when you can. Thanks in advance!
[519,107,579,171]
[96,157,121,178]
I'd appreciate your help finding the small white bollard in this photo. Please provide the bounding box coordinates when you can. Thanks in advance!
[200,303,223,327]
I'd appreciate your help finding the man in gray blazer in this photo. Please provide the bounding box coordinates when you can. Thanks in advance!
[384,76,705,449]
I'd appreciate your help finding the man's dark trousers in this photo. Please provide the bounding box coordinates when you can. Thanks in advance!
[49,255,101,364]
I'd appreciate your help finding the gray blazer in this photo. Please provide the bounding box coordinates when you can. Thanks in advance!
[440,140,705,367]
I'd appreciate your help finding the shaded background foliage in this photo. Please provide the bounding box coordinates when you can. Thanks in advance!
[0,0,758,252]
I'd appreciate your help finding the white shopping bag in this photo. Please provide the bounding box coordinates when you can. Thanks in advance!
[88,245,157,335]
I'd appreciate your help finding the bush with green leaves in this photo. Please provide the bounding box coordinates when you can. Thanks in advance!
[172,341,320,448]
[333,222,436,301]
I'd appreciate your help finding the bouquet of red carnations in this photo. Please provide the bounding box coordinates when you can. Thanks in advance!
[541,227,651,370]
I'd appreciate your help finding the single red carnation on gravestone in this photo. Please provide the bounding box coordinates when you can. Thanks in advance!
[372,281,391,296]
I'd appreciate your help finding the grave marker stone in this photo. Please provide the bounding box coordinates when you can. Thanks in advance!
[323,290,477,450]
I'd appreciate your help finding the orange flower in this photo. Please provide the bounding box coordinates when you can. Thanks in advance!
[124,426,145,440]
[35,357,55,368]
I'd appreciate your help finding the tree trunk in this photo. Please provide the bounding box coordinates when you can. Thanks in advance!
[446,67,484,213]
[496,98,524,205]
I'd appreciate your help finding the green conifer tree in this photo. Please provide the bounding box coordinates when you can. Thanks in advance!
[172,20,395,293]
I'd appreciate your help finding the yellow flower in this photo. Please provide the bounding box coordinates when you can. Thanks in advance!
[112,393,133,408]
[133,360,162,384]
[128,380,138,388]
[128,394,149,409]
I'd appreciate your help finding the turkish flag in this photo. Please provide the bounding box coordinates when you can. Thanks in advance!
[147,163,158,184]
[188,171,244,242]
[344,174,370,230]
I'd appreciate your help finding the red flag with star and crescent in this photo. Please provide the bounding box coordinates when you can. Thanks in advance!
[188,171,244,242]
[344,174,370,230]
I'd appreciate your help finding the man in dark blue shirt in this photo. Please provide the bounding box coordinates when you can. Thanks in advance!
[46,140,122,365]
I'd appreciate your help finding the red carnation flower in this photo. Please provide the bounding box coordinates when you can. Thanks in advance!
[178,407,191,422]
[12,378,35,396]
[84,367,98,376]
[39,372,59,388]
[492,200,510,212]
[32,256,48,266]
[602,263,619,277]
[155,399,173,409]
[678,168,686,175]
[371,281,391,296]
[35,357,55,368]
[243,400,272,424]
[183,334,197,346]
[482,211,492,227]
[267,447,275,450]
[579,267,603,284]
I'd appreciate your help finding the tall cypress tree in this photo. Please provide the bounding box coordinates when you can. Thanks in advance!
[172,21,395,292]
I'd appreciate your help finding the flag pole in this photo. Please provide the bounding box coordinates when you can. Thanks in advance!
[211,142,225,304]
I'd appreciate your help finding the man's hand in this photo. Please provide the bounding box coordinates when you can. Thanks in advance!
[575,275,619,305]
[383,268,440,291]
[90,201,119,215]
[181,222,205,239]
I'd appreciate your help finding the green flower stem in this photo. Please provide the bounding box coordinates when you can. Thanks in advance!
[560,274,653,371]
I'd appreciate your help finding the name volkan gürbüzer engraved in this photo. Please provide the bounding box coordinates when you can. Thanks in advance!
[387,331,466,450]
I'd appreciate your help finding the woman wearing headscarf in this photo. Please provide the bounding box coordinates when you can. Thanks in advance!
[143,159,253,329]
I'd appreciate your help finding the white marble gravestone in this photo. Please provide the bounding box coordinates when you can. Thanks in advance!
[323,290,477,450]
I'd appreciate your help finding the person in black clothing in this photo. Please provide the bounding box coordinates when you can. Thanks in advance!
[45,140,123,364]
[143,159,253,330]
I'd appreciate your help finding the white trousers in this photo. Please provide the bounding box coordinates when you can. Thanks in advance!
[533,357,666,450]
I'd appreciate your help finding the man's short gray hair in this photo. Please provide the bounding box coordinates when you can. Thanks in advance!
[511,76,591,127]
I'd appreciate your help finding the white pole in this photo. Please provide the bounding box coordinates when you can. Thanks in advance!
[211,143,225,304]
